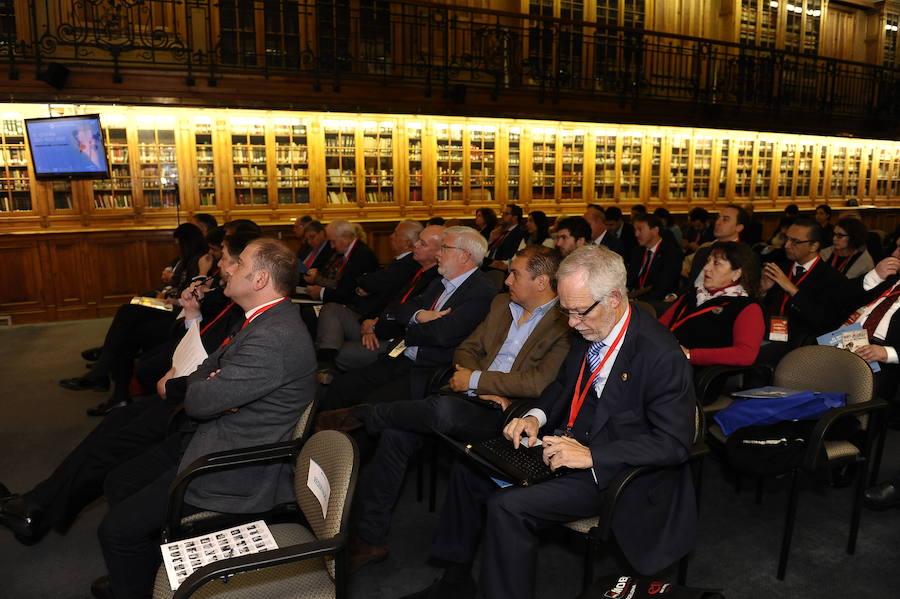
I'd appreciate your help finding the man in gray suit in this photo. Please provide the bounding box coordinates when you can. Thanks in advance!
[92,238,316,599]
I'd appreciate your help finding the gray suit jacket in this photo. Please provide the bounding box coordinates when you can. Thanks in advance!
[180,299,316,513]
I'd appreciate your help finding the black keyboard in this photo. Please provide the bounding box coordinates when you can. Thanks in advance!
[470,436,563,486]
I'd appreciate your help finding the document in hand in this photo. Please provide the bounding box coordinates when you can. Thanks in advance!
[171,320,208,377]
[816,323,880,373]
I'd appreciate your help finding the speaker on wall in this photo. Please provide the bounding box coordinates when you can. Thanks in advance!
[37,63,71,90]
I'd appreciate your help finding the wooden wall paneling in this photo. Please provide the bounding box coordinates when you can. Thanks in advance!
[91,234,152,313]
[144,233,179,287]
[46,235,93,319]
[0,239,46,321]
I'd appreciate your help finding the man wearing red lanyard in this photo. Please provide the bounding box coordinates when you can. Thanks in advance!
[760,218,847,365]
[402,245,696,599]
[92,238,317,599]
[626,213,681,302]
[304,219,378,304]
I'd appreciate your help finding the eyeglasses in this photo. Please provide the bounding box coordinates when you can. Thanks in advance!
[832,232,849,239]
[784,236,815,246]
[558,299,601,320]
[440,244,464,252]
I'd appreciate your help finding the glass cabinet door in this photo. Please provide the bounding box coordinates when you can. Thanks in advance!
[93,126,133,209]
[619,134,642,200]
[436,124,463,202]
[508,127,521,201]
[594,133,616,200]
[795,142,814,198]
[468,125,495,203]
[691,137,712,201]
[716,139,730,200]
[274,120,310,205]
[668,136,689,200]
[829,145,847,198]
[138,126,179,208]
[324,121,357,204]
[845,146,863,198]
[0,118,31,212]
[755,140,773,199]
[733,139,754,199]
[531,128,556,201]
[407,123,423,203]
[559,129,583,201]
[362,121,393,203]
[194,121,216,207]
[231,121,268,206]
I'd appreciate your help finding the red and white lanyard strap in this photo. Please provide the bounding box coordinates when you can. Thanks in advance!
[200,301,237,336]
[669,301,730,332]
[778,257,819,316]
[221,298,287,348]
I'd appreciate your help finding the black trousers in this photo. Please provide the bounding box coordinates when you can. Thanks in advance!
[431,460,602,599]
[24,396,176,534]
[98,432,196,599]
[355,395,504,545]
[323,355,419,411]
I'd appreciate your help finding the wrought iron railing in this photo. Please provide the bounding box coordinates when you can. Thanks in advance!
[3,0,899,123]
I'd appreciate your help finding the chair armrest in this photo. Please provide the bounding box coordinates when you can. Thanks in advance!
[427,363,455,395]
[172,533,346,599]
[694,364,772,406]
[802,398,889,471]
[165,440,301,541]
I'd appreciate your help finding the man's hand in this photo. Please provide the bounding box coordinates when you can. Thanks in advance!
[479,394,511,411]
[180,282,204,319]
[416,308,451,323]
[542,436,593,470]
[303,268,318,284]
[157,366,176,399]
[874,256,900,280]
[487,260,508,270]
[306,284,323,300]
[763,263,798,296]
[207,368,221,380]
[449,363,474,392]
[355,286,370,297]
[855,344,888,363]
[503,416,539,449]
[361,332,380,351]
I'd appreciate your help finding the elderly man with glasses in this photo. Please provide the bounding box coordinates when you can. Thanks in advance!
[759,217,849,366]
[400,244,697,599]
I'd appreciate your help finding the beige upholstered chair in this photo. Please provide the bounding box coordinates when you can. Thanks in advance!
[707,345,887,580]
[561,399,707,590]
[153,429,359,599]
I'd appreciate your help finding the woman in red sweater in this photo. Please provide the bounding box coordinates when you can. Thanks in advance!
[659,241,764,367]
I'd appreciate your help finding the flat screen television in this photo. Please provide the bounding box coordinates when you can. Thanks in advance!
[24,114,110,180]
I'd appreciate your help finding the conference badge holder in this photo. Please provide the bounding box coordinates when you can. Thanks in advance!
[769,316,789,342]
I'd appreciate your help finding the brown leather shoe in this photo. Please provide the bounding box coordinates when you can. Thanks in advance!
[314,406,366,433]
[348,537,388,573]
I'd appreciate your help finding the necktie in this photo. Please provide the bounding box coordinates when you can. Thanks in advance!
[792,265,806,280]
[863,294,898,340]
[587,341,607,379]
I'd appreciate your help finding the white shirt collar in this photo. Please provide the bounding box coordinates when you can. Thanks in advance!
[593,231,606,244]
[244,297,285,320]
[598,303,631,347]
[794,255,818,273]
[395,250,412,260]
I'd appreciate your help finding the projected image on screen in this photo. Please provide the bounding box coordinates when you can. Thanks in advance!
[25,115,110,179]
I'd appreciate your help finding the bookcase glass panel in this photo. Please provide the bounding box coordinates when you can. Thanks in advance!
[647,135,662,199]
[733,139,754,199]
[274,120,309,205]
[531,128,556,201]
[778,143,796,198]
[795,143,813,198]
[876,147,900,196]
[362,121,393,204]
[559,129,583,201]
[594,133,616,200]
[468,125,495,204]
[0,117,31,212]
[436,124,463,202]
[829,145,847,198]
[845,146,863,198]
[194,121,216,207]
[93,126,132,209]
[508,127,520,201]
[755,140,773,199]
[692,137,712,200]
[862,148,874,198]
[815,145,828,198]
[669,136,689,199]
[138,126,179,208]
[619,134,642,200]
[230,120,268,206]
[407,123,423,203]
[717,139,729,200]
[52,180,73,210]
[324,121,356,204]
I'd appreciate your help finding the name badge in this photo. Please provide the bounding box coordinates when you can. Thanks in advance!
[844,311,862,326]
[769,316,789,342]
[387,339,407,358]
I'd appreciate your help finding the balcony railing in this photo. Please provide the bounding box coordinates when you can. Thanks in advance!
[3,0,900,124]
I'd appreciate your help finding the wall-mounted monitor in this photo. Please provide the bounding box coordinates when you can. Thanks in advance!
[24,114,110,180]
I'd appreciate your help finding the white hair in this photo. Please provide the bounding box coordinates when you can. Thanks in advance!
[557,244,627,302]
[327,219,356,239]
[397,219,424,244]
[444,226,488,265]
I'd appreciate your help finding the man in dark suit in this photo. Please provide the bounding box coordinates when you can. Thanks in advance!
[680,204,752,294]
[626,213,682,302]
[485,204,527,266]
[296,219,334,274]
[603,206,636,259]
[303,219,379,304]
[0,233,258,547]
[584,203,624,256]
[93,238,316,599]
[348,245,572,570]
[315,220,423,369]
[760,217,847,365]
[322,226,497,411]
[402,244,697,599]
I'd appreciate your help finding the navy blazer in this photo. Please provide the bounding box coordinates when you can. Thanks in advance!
[321,241,379,305]
[626,240,682,301]
[353,253,422,316]
[536,305,697,575]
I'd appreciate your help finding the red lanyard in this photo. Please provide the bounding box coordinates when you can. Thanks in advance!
[864,282,900,310]
[567,308,632,429]
[669,301,730,332]
[400,268,425,304]
[829,252,851,273]
[200,301,236,336]
[638,248,656,288]
[336,240,357,277]
[304,245,322,268]
[778,257,819,315]
[221,298,287,348]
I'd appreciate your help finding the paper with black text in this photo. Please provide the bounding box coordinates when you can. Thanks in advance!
[171,320,208,377]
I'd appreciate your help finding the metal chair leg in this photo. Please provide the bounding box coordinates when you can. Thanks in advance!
[429,442,438,512]
[582,538,596,591]
[849,457,868,555]
[869,412,888,486]
[777,469,801,581]
[415,453,424,503]
[677,553,689,586]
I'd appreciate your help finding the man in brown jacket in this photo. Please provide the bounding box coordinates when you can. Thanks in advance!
[348,245,572,570]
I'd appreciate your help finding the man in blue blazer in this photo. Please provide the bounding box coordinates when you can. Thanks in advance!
[403,244,697,599]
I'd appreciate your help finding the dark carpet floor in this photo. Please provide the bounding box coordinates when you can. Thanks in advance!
[0,317,898,598]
